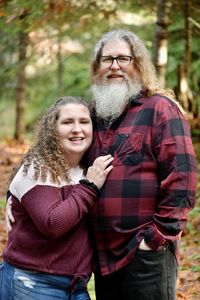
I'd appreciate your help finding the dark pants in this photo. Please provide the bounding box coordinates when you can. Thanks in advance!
[95,246,177,300]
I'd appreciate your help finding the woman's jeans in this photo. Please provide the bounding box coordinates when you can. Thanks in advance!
[0,261,91,300]
[95,245,178,300]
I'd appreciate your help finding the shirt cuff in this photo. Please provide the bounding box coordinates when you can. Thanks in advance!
[79,179,100,197]
[144,226,167,250]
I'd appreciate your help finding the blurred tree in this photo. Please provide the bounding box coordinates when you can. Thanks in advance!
[0,0,199,141]
[167,0,200,118]
[153,0,171,88]
[15,11,29,142]
[0,0,46,141]
[0,0,117,139]
[178,0,196,117]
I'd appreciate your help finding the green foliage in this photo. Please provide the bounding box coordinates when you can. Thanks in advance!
[24,54,91,132]
[0,199,5,209]
[0,99,15,138]
[0,0,200,140]
[166,2,200,113]
[191,265,200,273]
[0,199,6,221]
[193,143,200,164]
[88,275,95,300]
[186,157,200,235]
[186,205,200,235]
[62,55,91,98]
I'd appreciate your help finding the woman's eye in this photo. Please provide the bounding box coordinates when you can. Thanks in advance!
[62,120,72,124]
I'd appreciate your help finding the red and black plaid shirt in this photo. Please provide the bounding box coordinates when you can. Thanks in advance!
[89,92,198,275]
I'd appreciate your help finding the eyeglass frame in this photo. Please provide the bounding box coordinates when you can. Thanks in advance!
[99,55,133,67]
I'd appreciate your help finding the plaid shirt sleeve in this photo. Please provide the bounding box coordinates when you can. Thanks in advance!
[144,97,198,250]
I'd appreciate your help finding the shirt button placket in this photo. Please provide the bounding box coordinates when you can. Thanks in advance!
[100,130,113,155]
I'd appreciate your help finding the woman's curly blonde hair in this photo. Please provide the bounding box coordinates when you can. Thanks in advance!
[10,96,93,184]
[91,29,175,99]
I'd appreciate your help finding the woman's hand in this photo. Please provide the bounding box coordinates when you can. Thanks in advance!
[86,154,114,189]
[6,196,15,232]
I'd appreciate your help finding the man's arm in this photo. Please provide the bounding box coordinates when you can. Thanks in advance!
[143,99,198,250]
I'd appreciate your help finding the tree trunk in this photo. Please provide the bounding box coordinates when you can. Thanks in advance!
[14,31,28,142]
[153,0,172,88]
[178,0,195,116]
[178,64,190,111]
[57,32,64,95]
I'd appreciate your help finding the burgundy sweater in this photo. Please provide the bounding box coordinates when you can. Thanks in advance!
[3,165,98,277]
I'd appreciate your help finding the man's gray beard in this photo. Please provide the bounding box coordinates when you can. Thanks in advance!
[92,80,142,121]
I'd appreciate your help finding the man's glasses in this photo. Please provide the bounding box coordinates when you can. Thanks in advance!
[99,55,133,67]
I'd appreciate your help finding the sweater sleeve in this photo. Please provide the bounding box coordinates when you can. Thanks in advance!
[144,99,198,250]
[9,165,98,238]
[21,184,98,238]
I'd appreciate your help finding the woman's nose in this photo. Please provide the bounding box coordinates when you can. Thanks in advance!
[72,122,82,132]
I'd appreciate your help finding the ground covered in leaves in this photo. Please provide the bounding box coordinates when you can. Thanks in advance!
[0,141,199,300]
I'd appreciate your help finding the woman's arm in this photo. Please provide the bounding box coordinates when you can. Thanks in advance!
[7,155,113,237]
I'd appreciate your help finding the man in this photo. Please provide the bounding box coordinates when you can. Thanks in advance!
[88,29,198,300]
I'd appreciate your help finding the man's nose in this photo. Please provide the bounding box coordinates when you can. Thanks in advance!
[110,59,120,70]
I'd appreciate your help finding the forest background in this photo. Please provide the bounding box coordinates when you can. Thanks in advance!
[0,0,200,299]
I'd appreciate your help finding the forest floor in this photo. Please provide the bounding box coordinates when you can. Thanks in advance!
[0,141,200,300]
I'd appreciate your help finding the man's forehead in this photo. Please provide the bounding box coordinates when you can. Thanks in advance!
[102,39,131,55]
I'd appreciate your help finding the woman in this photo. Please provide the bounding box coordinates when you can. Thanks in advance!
[0,96,113,300]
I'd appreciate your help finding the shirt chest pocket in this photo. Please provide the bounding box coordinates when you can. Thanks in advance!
[110,133,144,166]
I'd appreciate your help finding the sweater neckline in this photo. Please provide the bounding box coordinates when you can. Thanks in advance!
[69,165,85,184]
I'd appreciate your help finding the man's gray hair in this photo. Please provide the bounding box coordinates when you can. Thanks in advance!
[91,29,159,91]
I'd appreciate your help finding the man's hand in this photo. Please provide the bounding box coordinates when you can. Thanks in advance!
[6,196,15,232]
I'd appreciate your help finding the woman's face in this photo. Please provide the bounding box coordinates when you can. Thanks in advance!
[57,103,93,167]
